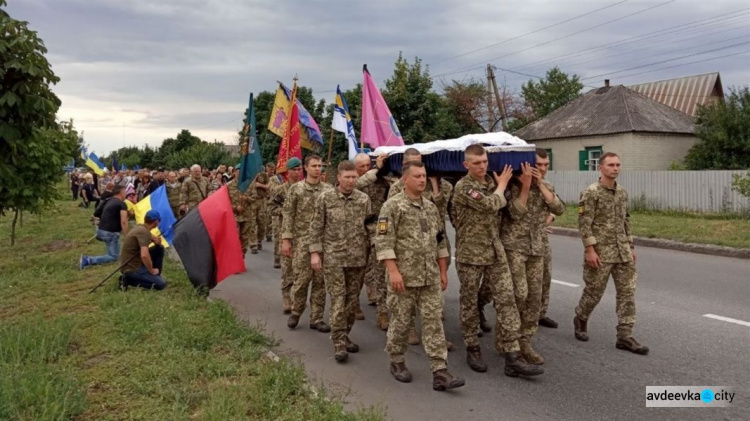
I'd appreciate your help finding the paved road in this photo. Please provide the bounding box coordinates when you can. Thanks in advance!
[213,231,750,421]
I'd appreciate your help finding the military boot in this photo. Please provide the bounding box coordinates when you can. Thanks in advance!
[345,337,360,353]
[432,369,465,391]
[334,344,348,363]
[538,316,558,328]
[310,321,331,333]
[504,351,544,378]
[407,328,420,345]
[377,311,389,331]
[355,305,365,321]
[390,362,412,383]
[616,337,649,355]
[574,316,589,341]
[519,338,545,365]
[479,306,492,333]
[287,314,300,329]
[257,243,263,251]
[273,257,281,269]
[266,235,272,242]
[466,346,487,372]
[282,292,292,314]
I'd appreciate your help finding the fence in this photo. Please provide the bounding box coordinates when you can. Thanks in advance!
[546,170,750,213]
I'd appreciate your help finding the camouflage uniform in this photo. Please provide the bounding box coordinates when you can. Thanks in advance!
[575,181,637,339]
[282,180,334,324]
[227,179,254,255]
[165,181,182,219]
[450,174,521,353]
[540,239,552,319]
[270,180,296,297]
[269,174,284,255]
[180,175,209,210]
[500,181,565,340]
[247,172,271,251]
[356,169,391,314]
[376,192,450,373]
[310,189,371,348]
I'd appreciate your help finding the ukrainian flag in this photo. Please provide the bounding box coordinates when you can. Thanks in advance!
[133,185,177,247]
[85,152,107,176]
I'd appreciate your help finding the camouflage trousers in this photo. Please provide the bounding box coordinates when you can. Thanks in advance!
[540,242,552,319]
[386,283,447,373]
[325,265,366,347]
[505,250,544,339]
[236,220,251,256]
[576,261,637,339]
[456,258,521,353]
[272,215,281,259]
[291,248,326,323]
[248,201,266,250]
[264,201,273,240]
[364,244,387,313]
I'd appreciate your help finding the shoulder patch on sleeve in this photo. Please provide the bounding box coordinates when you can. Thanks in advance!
[578,206,585,214]
[377,217,388,235]
[467,189,483,200]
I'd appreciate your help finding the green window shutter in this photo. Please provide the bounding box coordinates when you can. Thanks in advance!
[578,150,588,171]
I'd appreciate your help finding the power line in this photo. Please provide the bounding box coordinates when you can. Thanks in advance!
[430,0,630,67]
[431,0,677,79]
[581,40,750,81]
[611,50,750,81]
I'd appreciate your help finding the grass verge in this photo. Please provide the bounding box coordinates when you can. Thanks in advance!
[0,195,383,420]
[554,205,750,249]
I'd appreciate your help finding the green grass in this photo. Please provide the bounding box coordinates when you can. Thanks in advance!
[0,191,383,420]
[555,205,750,249]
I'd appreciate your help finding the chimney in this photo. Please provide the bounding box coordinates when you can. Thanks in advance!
[604,79,610,88]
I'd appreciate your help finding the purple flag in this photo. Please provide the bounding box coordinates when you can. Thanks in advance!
[361,65,405,149]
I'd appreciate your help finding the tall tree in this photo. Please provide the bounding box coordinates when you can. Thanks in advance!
[520,66,583,123]
[684,87,750,170]
[0,1,79,244]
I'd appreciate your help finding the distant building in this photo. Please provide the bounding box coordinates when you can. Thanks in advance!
[515,75,714,171]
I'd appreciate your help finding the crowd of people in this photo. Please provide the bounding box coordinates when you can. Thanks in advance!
[74,145,647,392]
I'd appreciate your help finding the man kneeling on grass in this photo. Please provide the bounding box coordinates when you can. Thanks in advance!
[119,210,167,291]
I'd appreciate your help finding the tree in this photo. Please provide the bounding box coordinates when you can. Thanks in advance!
[153,129,202,166]
[684,87,750,170]
[520,67,583,122]
[0,2,79,245]
[732,172,750,199]
[165,141,232,170]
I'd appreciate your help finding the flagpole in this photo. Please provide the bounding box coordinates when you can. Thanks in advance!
[288,75,298,166]
[325,128,335,184]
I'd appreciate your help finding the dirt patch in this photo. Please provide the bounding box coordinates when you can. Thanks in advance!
[42,239,75,252]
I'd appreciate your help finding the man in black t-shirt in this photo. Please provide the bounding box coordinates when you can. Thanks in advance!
[148,167,166,194]
[80,185,129,269]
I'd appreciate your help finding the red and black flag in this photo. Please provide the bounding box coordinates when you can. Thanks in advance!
[173,185,246,291]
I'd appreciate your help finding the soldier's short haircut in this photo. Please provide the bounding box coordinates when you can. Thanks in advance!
[535,148,548,159]
[265,162,275,168]
[403,148,421,159]
[337,160,356,173]
[112,185,126,195]
[402,160,425,175]
[304,154,322,166]
[354,153,370,164]
[599,152,620,165]
[190,164,201,171]
[465,144,486,156]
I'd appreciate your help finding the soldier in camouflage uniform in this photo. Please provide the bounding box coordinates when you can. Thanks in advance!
[179,164,209,213]
[310,160,372,363]
[247,170,271,254]
[264,163,279,243]
[354,153,391,329]
[227,175,254,256]
[282,154,333,333]
[575,152,648,355]
[500,159,565,365]
[376,161,464,391]
[165,171,182,219]
[451,144,543,378]
[270,158,303,313]
[536,150,560,329]
[388,149,453,348]
[268,163,285,267]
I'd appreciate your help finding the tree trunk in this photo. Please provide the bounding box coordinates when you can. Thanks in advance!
[11,208,19,246]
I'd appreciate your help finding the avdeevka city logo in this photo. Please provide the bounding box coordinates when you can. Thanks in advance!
[701,389,714,403]
[389,115,401,138]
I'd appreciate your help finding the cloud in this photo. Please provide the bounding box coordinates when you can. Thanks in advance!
[5,0,748,154]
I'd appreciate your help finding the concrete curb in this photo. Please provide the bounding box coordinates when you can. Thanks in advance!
[550,227,750,260]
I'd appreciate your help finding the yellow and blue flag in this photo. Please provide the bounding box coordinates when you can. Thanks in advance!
[133,184,177,247]
[332,85,359,160]
[267,83,323,151]
[85,152,107,176]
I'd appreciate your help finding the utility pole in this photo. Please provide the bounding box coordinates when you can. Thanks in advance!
[487,64,508,132]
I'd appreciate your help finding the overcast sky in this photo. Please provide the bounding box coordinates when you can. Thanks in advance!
[6,0,750,154]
